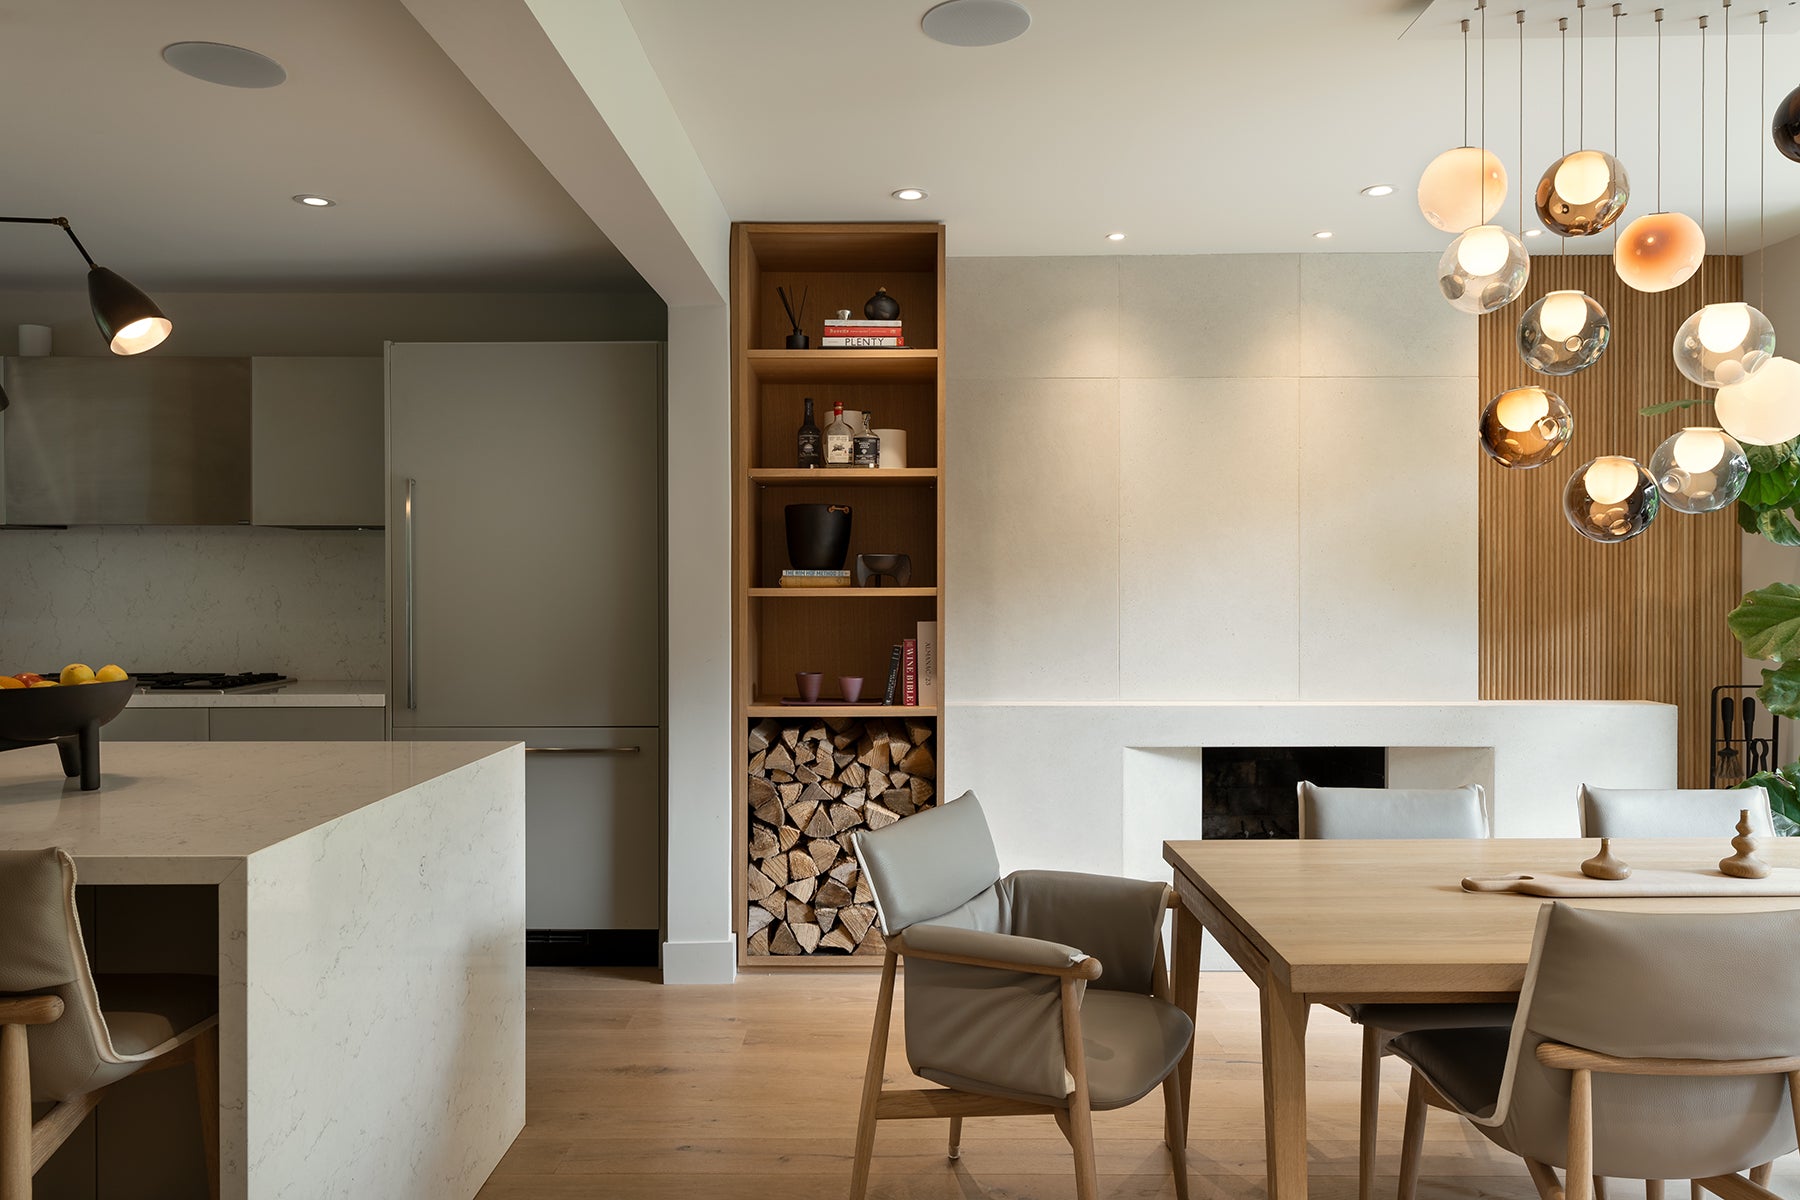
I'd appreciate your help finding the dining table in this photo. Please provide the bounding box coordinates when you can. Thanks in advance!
[1164,836,1800,1200]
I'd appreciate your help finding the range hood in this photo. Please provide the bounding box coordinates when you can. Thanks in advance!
[0,356,252,525]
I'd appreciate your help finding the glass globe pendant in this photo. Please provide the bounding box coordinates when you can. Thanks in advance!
[1564,455,1659,542]
[1437,224,1529,315]
[1519,290,1610,375]
[1418,147,1508,232]
[1649,427,1749,513]
[1536,150,1629,236]
[1673,303,1777,389]
[1479,386,1573,468]
[1715,357,1800,447]
[1613,212,1705,293]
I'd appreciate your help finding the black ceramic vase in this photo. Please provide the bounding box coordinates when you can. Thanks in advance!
[785,504,853,570]
[864,288,901,321]
[1777,85,1800,164]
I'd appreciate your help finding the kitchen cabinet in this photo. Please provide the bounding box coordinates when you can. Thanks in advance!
[104,708,209,741]
[251,357,384,528]
[398,727,661,931]
[105,706,384,741]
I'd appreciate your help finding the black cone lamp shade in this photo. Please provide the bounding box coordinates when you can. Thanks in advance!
[88,266,171,355]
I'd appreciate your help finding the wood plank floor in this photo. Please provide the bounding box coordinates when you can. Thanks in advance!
[474,966,1798,1199]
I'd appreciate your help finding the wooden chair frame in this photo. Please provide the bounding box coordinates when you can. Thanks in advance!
[0,995,220,1200]
[848,893,1190,1200]
[1397,1041,1798,1200]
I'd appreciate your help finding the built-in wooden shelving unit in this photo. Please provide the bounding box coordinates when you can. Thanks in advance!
[731,222,946,967]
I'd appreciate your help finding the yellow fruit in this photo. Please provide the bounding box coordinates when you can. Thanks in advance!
[60,664,95,686]
[0,676,24,690]
[28,680,59,688]
[94,664,128,683]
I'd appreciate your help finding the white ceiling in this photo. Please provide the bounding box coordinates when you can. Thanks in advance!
[621,0,1800,258]
[0,0,645,292]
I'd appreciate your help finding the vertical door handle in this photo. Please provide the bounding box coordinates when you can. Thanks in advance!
[404,477,417,710]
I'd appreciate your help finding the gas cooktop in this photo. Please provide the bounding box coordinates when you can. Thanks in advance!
[130,672,296,694]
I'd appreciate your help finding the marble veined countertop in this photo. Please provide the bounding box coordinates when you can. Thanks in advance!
[127,680,387,708]
[0,739,517,882]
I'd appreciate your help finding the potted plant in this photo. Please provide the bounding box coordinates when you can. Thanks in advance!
[1725,435,1800,832]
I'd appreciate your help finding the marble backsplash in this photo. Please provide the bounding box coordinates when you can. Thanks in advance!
[0,526,385,679]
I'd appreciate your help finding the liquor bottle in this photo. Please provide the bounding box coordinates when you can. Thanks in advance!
[796,398,822,468]
[852,411,880,468]
[824,401,853,467]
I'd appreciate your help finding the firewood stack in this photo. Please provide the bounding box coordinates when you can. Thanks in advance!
[745,715,938,956]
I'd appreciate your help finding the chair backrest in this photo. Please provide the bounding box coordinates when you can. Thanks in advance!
[1492,902,1800,1179]
[853,792,1000,935]
[0,848,122,1102]
[1296,782,1490,840]
[1577,785,1773,838]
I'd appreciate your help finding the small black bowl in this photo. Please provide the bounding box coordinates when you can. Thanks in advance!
[0,677,136,790]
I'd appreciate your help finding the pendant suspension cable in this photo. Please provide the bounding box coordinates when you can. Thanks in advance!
[1701,15,1709,298]
[1579,0,1587,145]
[1463,17,1471,145]
[1761,9,1769,311]
[1724,0,1732,274]
[1656,8,1664,212]
[1560,17,1570,255]
[1518,9,1527,236]
[1613,3,1623,252]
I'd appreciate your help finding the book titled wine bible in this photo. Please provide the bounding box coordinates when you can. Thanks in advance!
[902,639,919,706]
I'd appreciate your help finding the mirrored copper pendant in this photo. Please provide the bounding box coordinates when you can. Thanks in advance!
[1479,386,1573,469]
[1535,150,1630,237]
[1519,290,1610,376]
[1563,455,1659,543]
[1776,84,1800,164]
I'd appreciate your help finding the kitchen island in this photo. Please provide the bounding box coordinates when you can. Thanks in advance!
[0,739,525,1200]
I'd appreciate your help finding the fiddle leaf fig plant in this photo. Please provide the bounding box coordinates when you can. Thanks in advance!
[1728,583,1800,832]
[1733,439,1800,546]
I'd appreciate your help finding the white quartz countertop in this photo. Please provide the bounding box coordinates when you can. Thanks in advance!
[0,740,519,882]
[127,680,387,708]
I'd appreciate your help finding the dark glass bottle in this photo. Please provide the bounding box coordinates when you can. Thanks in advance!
[796,398,821,468]
[852,411,880,468]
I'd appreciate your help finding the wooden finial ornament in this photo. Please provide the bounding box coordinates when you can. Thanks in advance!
[1720,809,1772,879]
[1580,838,1631,880]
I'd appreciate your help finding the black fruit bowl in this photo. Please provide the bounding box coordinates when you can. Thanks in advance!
[0,678,136,790]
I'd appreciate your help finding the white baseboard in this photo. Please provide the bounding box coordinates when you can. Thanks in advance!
[660,938,738,985]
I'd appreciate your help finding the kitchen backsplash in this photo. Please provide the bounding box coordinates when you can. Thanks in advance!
[0,526,384,679]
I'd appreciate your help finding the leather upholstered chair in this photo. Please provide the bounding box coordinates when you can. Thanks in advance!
[0,849,220,1200]
[1393,902,1800,1200]
[848,793,1194,1200]
[1296,782,1516,1200]
[1578,785,1775,839]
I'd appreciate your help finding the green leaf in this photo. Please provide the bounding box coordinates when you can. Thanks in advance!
[1745,438,1800,473]
[1728,583,1800,662]
[1744,767,1800,830]
[1758,508,1800,546]
[1760,662,1800,720]
[1638,397,1711,417]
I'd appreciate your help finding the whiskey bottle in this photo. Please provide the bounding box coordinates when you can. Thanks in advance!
[796,398,821,468]
[824,401,853,467]
[852,411,880,468]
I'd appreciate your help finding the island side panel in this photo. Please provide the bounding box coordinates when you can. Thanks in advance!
[242,744,525,1199]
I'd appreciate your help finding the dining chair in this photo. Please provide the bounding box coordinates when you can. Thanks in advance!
[1577,785,1774,839]
[1296,781,1516,1200]
[0,848,220,1200]
[1393,902,1800,1200]
[847,792,1194,1200]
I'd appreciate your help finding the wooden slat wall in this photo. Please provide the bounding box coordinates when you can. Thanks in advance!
[1478,254,1742,787]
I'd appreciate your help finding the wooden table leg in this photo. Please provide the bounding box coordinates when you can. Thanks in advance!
[1172,893,1203,1148]
[1260,974,1311,1200]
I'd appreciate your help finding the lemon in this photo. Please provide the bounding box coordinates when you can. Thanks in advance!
[94,664,128,683]
[60,664,95,686]
[28,680,59,688]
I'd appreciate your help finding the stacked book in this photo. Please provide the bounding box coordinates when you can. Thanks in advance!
[779,569,851,589]
[882,621,939,706]
[822,318,904,348]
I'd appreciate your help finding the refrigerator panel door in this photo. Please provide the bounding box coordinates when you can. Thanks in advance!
[388,342,662,729]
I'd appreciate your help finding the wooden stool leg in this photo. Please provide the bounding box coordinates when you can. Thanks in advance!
[1,1024,30,1200]
[194,1025,221,1200]
[1647,1180,1665,1200]
[1397,1071,1427,1200]
[1360,1025,1382,1200]
[1163,1072,1191,1200]
[1750,1167,1773,1189]
[947,1116,962,1161]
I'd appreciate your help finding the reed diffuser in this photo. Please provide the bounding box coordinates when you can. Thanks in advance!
[777,285,809,349]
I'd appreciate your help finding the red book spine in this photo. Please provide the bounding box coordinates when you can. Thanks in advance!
[902,639,918,706]
[822,325,903,336]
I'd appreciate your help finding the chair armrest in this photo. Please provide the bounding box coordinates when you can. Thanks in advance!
[1005,870,1171,993]
[0,995,64,1026]
[893,924,1102,981]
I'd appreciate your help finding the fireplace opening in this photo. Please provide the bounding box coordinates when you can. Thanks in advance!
[1201,746,1386,839]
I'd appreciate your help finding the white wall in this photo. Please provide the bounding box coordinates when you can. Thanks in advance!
[945,252,1479,703]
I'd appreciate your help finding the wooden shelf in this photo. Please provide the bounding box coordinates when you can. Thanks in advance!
[745,349,938,384]
[749,467,939,486]
[746,702,941,719]
[747,587,937,599]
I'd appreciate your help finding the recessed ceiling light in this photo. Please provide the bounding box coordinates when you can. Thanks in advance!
[922,0,1031,46]
[162,41,286,89]
[293,195,335,208]
[891,188,928,201]
[1524,228,1543,237]
[1106,232,1126,242]
[1361,184,1396,197]
[1313,231,1334,240]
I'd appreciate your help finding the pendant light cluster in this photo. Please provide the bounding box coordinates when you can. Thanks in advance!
[1420,0,1800,544]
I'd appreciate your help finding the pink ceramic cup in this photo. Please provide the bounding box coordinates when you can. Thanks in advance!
[838,676,864,703]
[795,672,824,703]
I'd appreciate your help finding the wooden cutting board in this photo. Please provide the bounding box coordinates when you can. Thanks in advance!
[1461,868,1800,897]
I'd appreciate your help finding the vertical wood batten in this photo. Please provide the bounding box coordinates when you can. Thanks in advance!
[1477,254,1742,787]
